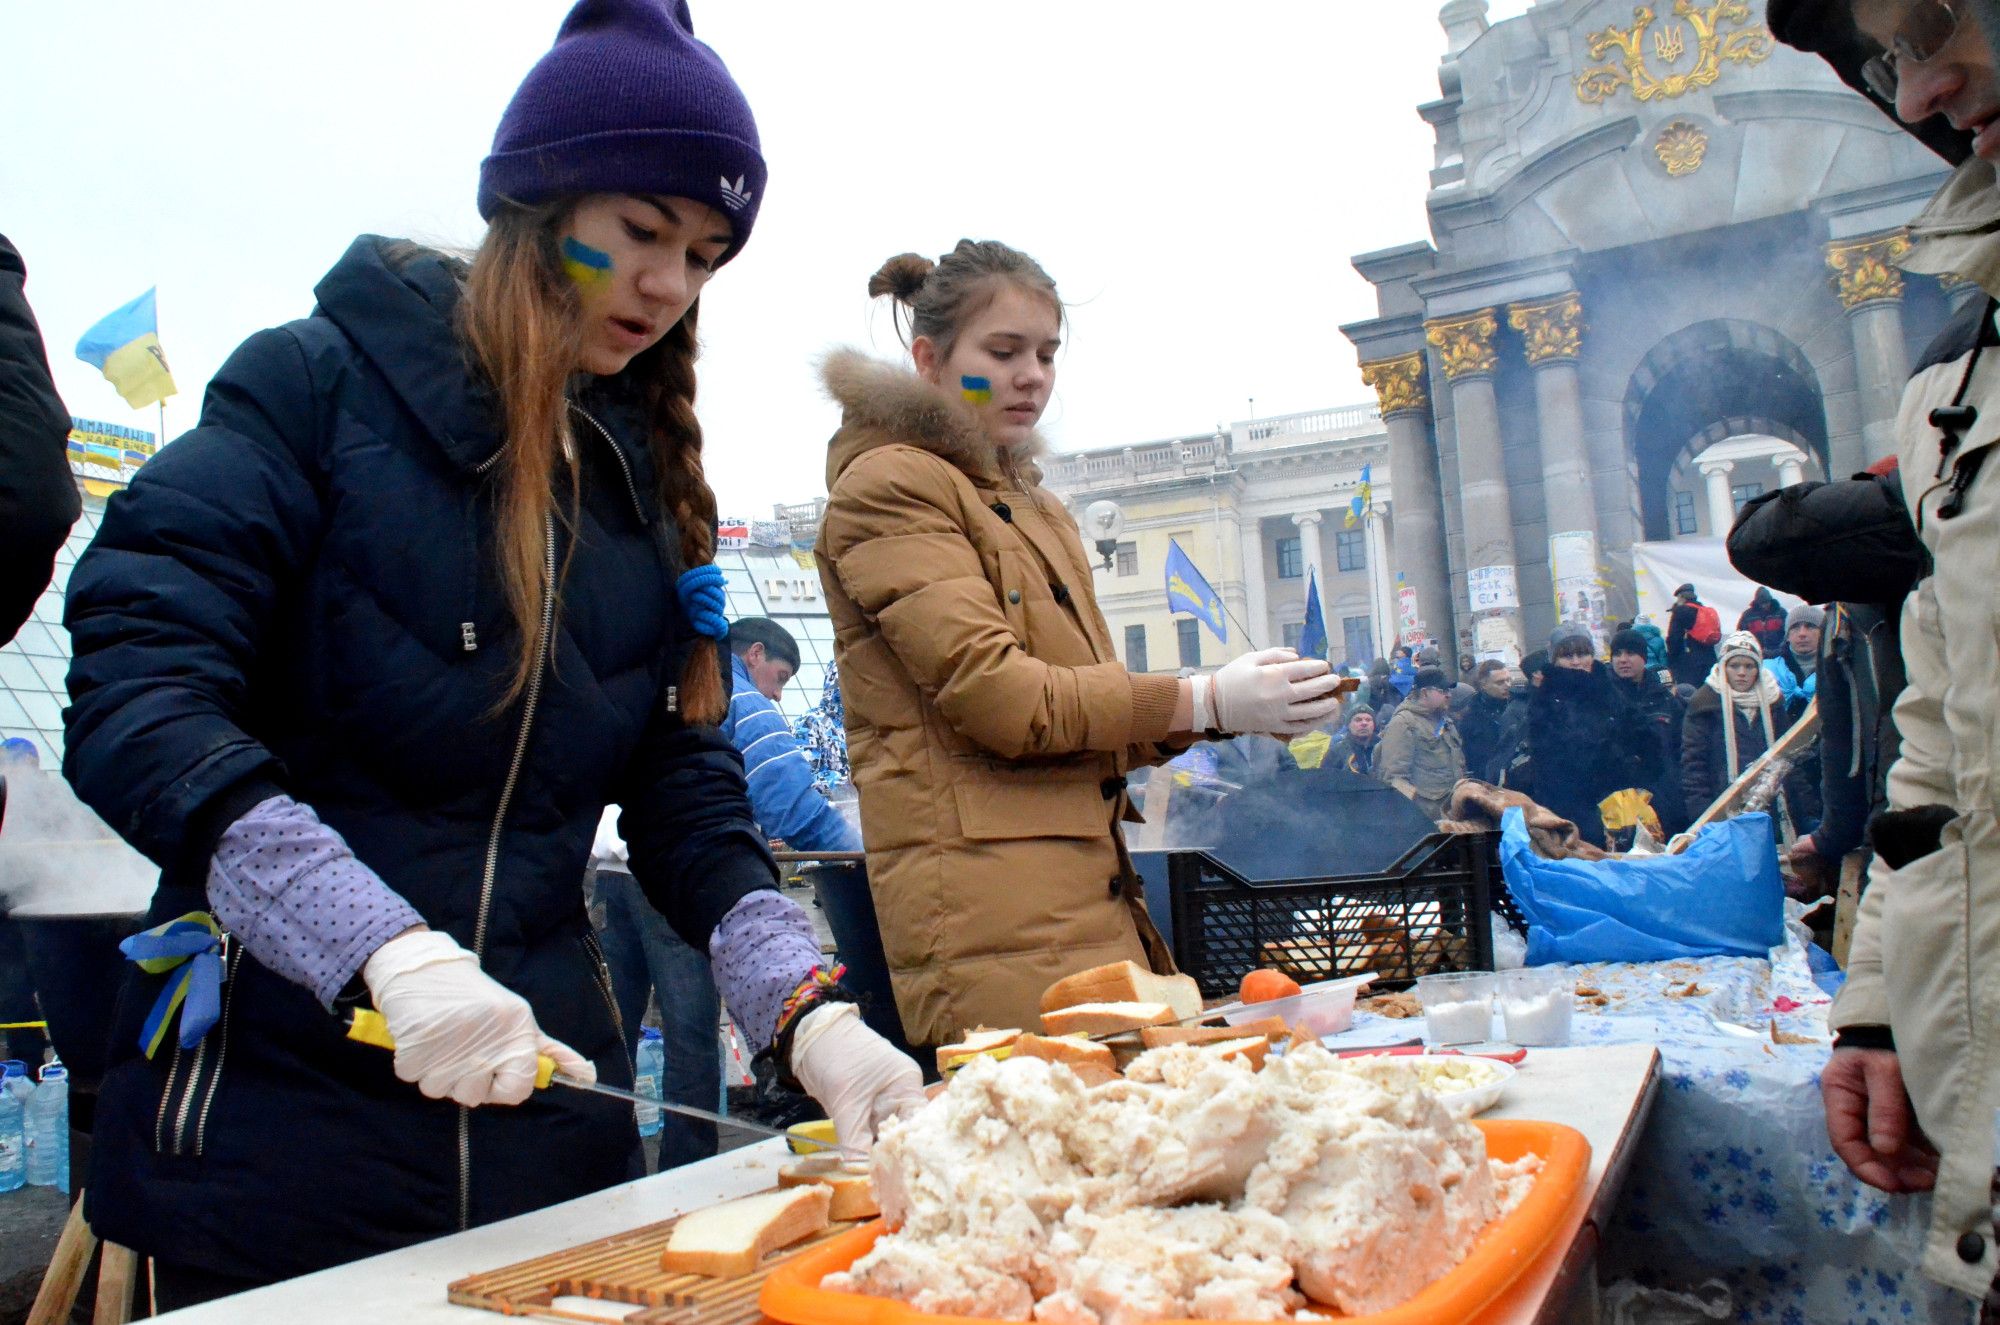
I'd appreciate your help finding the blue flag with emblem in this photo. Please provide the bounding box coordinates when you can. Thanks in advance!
[1299,566,1328,661]
[119,911,226,1058]
[1164,538,1227,643]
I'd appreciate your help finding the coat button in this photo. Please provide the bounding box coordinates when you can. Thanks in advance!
[1958,1231,1986,1263]
[1008,590,1022,604]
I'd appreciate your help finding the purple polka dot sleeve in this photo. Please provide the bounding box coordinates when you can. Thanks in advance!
[206,795,426,1009]
[707,890,824,1050]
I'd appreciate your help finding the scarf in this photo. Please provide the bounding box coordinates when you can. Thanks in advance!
[1704,632,1782,782]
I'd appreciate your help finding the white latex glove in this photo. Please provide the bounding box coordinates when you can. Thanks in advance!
[790,1003,926,1152]
[361,929,595,1108]
[1205,647,1344,737]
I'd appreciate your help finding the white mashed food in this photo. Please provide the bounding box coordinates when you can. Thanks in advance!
[822,1043,1543,1322]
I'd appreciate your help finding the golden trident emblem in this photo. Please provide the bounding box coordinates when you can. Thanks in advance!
[1574,1,1773,104]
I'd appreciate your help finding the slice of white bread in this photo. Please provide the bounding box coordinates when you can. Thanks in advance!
[1140,1017,1288,1049]
[934,1026,1021,1075]
[1010,1033,1119,1086]
[659,1184,832,1278]
[1039,961,1203,1022]
[1193,1036,1271,1070]
[1038,1001,1177,1037]
[778,1157,879,1222]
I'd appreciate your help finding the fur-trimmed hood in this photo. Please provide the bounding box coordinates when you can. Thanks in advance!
[819,348,1047,491]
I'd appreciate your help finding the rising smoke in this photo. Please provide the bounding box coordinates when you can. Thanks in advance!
[0,766,157,917]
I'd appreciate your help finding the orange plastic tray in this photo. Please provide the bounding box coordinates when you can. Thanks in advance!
[760,1118,1589,1325]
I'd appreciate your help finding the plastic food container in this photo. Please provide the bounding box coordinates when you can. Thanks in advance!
[1498,968,1573,1047]
[1417,970,1497,1046]
[1215,973,1376,1039]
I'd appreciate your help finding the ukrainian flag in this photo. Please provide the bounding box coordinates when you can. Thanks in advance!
[76,288,177,409]
[1165,538,1228,643]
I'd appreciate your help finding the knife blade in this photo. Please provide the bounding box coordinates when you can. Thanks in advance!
[346,1010,865,1159]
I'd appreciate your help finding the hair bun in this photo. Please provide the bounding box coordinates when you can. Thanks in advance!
[868,253,934,303]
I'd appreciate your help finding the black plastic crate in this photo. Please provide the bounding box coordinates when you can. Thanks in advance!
[1165,830,1498,997]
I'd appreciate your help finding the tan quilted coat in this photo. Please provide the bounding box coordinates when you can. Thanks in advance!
[814,350,1182,1047]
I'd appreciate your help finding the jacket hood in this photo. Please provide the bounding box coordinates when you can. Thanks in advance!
[819,348,1047,490]
[1768,0,1971,163]
[1901,158,2000,296]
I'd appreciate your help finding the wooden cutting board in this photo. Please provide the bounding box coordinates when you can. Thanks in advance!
[447,1197,851,1325]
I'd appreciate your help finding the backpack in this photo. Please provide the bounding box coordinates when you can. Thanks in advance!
[1688,603,1721,647]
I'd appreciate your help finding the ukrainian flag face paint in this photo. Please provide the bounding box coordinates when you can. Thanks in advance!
[960,375,993,406]
[561,236,614,293]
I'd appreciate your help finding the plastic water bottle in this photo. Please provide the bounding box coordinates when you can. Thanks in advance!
[26,1061,68,1192]
[633,1028,663,1137]
[0,1063,28,1194]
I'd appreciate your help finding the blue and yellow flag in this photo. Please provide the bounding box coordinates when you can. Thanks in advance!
[1345,463,1374,529]
[1165,538,1227,643]
[76,288,177,409]
[1299,566,1328,661]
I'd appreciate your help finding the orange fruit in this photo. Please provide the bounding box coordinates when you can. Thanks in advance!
[1240,968,1301,1004]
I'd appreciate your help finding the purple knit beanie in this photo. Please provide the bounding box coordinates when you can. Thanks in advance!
[478,0,766,264]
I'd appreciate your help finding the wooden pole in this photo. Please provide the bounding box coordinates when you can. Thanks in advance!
[25,1194,97,1325]
[93,1242,137,1325]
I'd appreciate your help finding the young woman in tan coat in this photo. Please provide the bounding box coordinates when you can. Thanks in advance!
[816,240,1342,1047]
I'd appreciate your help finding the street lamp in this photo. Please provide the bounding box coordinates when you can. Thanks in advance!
[1082,499,1125,571]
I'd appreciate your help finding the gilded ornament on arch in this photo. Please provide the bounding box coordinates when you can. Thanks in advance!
[1825,232,1912,308]
[1360,353,1429,418]
[1507,295,1584,366]
[1653,120,1708,175]
[1425,311,1501,382]
[1574,2,1773,105]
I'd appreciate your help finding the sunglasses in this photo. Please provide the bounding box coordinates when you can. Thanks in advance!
[1861,0,1962,101]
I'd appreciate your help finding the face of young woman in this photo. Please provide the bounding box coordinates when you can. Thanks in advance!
[561,194,732,377]
[1725,656,1761,691]
[1553,650,1594,672]
[914,283,1060,450]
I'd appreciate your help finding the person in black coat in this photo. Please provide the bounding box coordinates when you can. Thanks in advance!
[1529,624,1662,847]
[1737,587,1789,659]
[1608,627,1688,834]
[1457,659,1511,783]
[57,2,919,1306]
[1666,583,1720,688]
[0,233,80,645]
[1680,631,1814,829]
[1491,649,1545,791]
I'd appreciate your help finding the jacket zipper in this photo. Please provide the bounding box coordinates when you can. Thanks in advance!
[155,935,243,1157]
[191,941,245,1156]
[567,404,649,527]
[459,514,557,1232]
[579,928,631,1079]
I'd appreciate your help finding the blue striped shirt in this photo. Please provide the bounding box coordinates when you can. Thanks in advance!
[721,656,862,853]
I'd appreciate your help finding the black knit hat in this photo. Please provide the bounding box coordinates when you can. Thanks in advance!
[1610,627,1650,658]
[1412,666,1450,695]
[479,0,768,263]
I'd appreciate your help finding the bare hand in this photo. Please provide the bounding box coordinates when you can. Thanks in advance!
[1822,1047,1938,1193]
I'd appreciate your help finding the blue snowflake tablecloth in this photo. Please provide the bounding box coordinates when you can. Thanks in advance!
[1335,936,1976,1324]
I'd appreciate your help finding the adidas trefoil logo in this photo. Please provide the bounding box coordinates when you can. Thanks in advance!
[718,175,753,211]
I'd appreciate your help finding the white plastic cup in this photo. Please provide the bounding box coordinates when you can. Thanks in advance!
[1417,971,1496,1046]
[1499,968,1573,1047]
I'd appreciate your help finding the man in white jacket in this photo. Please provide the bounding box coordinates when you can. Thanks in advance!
[1775,0,2000,1307]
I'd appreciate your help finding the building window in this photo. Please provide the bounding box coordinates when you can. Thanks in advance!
[1341,615,1374,666]
[1124,624,1148,673]
[1282,622,1304,651]
[1177,619,1201,669]
[1730,482,1764,511]
[1672,490,1698,536]
[1114,541,1138,576]
[1275,536,1302,579]
[1335,528,1366,573]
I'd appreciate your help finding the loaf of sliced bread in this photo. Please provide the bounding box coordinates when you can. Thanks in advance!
[934,1026,1021,1075]
[1039,961,1203,1021]
[1038,1001,1177,1037]
[777,1157,879,1221]
[1010,1033,1119,1085]
[659,1185,832,1278]
[1139,1017,1287,1049]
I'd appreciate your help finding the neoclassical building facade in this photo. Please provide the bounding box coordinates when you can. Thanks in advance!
[1341,0,1961,664]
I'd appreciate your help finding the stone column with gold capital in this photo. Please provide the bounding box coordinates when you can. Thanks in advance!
[1425,309,1524,664]
[1360,352,1450,655]
[1827,231,1913,468]
[1509,293,1605,645]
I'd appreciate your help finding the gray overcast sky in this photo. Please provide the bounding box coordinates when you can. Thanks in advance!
[3,1,1534,514]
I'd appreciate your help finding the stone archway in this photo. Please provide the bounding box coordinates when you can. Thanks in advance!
[1623,320,1830,541]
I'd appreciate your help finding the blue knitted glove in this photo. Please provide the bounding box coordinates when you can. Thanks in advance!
[677,564,729,640]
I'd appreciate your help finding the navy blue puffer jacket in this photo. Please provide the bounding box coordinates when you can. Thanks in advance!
[62,237,776,1281]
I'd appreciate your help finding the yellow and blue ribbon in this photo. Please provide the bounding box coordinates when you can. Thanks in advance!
[119,912,226,1059]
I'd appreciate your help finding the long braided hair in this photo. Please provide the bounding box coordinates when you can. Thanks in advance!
[456,203,728,724]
